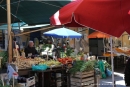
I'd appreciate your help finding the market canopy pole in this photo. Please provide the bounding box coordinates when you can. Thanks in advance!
[7,0,12,63]
[13,26,55,36]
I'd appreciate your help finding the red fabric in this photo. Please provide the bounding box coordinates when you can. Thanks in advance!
[88,31,110,38]
[128,10,130,15]
[13,73,18,76]
[50,0,130,37]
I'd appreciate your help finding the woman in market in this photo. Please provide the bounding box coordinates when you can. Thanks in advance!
[24,41,38,58]
[13,37,21,56]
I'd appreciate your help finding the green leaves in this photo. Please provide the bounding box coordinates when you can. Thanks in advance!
[69,60,95,74]
[0,51,8,69]
[103,60,111,70]
[65,47,73,56]
[69,60,84,74]
[80,60,94,72]
[0,79,10,87]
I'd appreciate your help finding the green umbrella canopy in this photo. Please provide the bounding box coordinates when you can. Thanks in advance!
[0,0,73,25]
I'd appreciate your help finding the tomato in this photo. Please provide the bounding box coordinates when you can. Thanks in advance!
[80,57,84,60]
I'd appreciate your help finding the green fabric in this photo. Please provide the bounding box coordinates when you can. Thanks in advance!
[98,60,106,79]
[0,0,72,25]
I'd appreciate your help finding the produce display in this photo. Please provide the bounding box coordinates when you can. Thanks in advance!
[0,51,8,68]
[12,57,45,69]
[69,60,95,74]
[58,57,73,64]
[12,57,62,69]
[39,60,61,67]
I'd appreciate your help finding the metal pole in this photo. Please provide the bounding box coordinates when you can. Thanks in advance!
[110,36,115,87]
[7,0,12,63]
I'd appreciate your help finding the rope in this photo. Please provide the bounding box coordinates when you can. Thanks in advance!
[37,1,61,8]
[12,0,21,28]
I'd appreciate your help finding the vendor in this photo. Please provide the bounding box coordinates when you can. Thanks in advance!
[24,41,38,58]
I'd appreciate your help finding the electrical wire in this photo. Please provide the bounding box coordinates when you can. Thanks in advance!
[11,0,21,38]
[37,1,61,8]
[1,1,21,6]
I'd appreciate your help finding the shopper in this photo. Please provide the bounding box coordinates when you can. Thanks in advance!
[13,38,21,56]
[124,58,130,86]
[24,41,38,58]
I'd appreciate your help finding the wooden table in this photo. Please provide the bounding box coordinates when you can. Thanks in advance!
[29,66,70,87]
[18,68,32,76]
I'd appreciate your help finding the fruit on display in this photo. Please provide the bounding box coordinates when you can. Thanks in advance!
[58,57,73,64]
[39,60,61,67]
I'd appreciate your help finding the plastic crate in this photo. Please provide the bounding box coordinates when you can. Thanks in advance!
[18,76,35,87]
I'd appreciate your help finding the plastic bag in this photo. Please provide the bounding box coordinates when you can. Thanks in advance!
[106,68,112,77]
[32,65,48,71]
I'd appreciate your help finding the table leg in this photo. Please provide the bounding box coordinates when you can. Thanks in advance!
[42,72,44,87]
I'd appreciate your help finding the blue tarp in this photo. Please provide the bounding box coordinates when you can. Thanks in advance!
[0,22,26,30]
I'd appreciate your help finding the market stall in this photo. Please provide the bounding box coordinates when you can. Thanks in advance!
[0,26,112,87]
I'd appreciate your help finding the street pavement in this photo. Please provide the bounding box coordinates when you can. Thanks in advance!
[100,69,125,87]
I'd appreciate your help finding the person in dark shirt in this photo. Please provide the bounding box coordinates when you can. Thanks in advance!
[24,41,38,58]
[124,58,130,86]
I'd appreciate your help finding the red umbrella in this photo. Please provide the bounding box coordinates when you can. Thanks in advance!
[50,0,130,37]
[50,0,130,86]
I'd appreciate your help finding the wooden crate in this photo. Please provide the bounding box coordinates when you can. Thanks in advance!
[71,71,94,78]
[71,79,94,86]
[57,81,62,87]
[71,77,94,83]
[56,73,61,78]
[71,84,94,87]
[71,71,94,87]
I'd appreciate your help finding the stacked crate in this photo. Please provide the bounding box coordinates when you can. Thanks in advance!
[56,73,62,87]
[71,71,94,87]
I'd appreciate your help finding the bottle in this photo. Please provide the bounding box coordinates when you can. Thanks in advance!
[21,49,25,58]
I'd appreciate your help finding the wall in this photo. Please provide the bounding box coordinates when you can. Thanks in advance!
[118,32,130,47]
[68,27,89,52]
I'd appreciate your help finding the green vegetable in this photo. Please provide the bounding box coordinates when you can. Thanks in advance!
[0,79,10,87]
[69,60,84,74]
[80,60,94,72]
[69,60,95,74]
[0,51,8,69]
[65,47,73,56]
[103,60,111,70]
